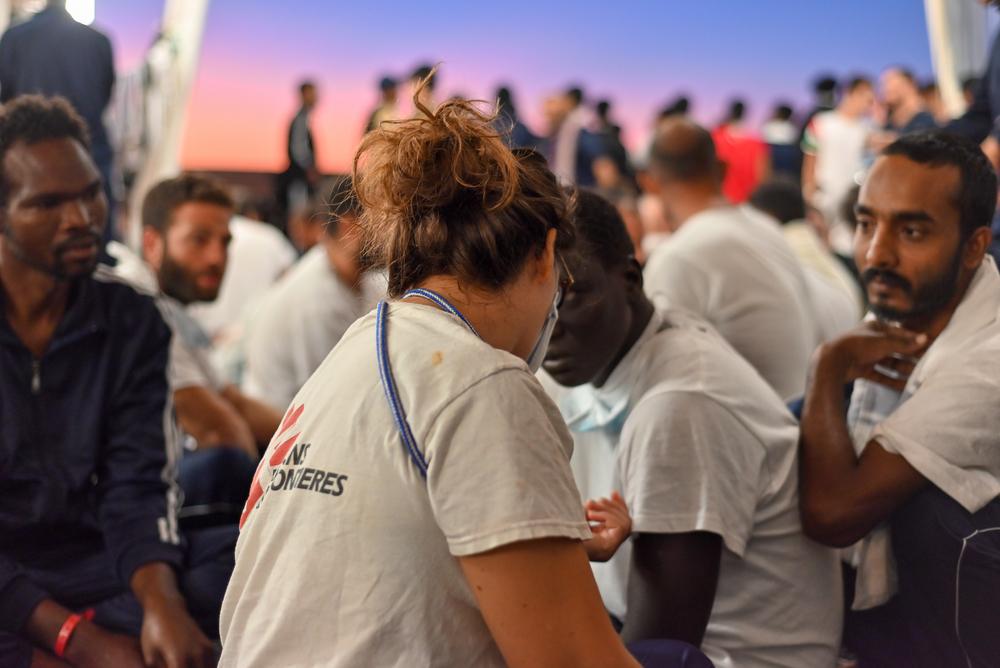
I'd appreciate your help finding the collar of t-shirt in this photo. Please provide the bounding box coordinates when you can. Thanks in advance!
[558,310,666,434]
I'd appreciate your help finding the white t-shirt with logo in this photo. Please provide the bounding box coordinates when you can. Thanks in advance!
[542,310,842,668]
[643,206,817,400]
[219,302,592,667]
[241,246,386,411]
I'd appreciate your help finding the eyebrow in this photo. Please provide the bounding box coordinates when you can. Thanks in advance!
[21,179,102,205]
[854,204,936,225]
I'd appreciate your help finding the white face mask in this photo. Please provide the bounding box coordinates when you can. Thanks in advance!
[525,289,560,373]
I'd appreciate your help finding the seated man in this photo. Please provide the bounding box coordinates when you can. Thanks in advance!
[800,131,1000,666]
[242,176,384,411]
[0,96,226,667]
[136,175,282,460]
[540,190,842,667]
[642,119,818,400]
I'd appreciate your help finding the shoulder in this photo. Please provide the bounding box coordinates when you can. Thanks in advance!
[91,268,171,346]
[92,266,163,320]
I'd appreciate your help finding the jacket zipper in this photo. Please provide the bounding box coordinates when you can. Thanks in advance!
[31,359,40,395]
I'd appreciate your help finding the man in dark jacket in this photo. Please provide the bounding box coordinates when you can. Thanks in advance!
[0,96,225,668]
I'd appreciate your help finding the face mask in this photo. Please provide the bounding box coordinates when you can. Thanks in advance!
[560,384,631,435]
[525,292,559,373]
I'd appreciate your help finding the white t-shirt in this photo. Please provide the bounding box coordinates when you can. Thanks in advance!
[220,302,592,667]
[643,206,817,399]
[187,216,298,339]
[801,110,871,219]
[542,310,842,668]
[241,246,385,411]
[847,257,1000,609]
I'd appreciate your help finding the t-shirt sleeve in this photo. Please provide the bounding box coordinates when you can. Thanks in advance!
[423,368,592,556]
[800,118,820,155]
[618,390,765,557]
[168,334,223,392]
[643,250,711,318]
[871,365,1000,513]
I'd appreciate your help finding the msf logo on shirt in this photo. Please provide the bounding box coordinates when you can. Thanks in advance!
[239,403,349,529]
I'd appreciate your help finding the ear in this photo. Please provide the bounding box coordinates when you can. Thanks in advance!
[142,227,164,271]
[964,226,992,270]
[535,227,557,284]
[637,169,661,196]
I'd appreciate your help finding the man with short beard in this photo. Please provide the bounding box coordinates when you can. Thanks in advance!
[799,131,1000,666]
[0,96,222,668]
[137,175,281,462]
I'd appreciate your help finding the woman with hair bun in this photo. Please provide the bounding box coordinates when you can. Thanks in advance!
[219,77,639,667]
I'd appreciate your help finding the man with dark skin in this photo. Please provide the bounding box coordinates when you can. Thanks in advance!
[542,190,840,667]
[0,96,215,668]
[800,131,1000,665]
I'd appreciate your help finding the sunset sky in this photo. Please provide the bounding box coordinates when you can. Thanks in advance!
[94,1,939,173]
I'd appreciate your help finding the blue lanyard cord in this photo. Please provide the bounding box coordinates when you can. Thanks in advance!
[401,288,481,338]
[376,301,429,477]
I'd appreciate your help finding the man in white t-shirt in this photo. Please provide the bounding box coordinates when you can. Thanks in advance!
[187,214,297,339]
[541,191,841,668]
[800,132,1000,666]
[642,119,818,399]
[242,177,384,411]
[801,76,875,235]
[137,175,282,459]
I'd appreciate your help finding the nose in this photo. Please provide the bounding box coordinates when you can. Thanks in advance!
[206,237,228,271]
[863,221,897,270]
[60,197,93,231]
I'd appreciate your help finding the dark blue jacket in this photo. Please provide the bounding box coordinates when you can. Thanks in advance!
[0,269,183,633]
[948,32,1000,143]
[0,6,115,158]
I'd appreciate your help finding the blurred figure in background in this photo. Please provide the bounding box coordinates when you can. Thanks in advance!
[278,80,320,226]
[494,85,542,150]
[762,102,801,180]
[409,63,437,117]
[948,0,1000,170]
[962,76,980,110]
[801,76,875,250]
[712,99,769,203]
[748,179,862,341]
[596,99,635,190]
[643,119,816,399]
[0,0,116,242]
[798,75,838,145]
[242,176,383,412]
[287,192,329,254]
[920,80,950,124]
[547,86,619,188]
[364,76,399,134]
[879,67,937,135]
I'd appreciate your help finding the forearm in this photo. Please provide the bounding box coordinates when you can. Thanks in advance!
[799,347,866,544]
[130,563,186,614]
[221,386,281,446]
[24,599,74,649]
[801,154,817,200]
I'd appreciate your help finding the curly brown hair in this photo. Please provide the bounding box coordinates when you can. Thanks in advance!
[352,71,574,298]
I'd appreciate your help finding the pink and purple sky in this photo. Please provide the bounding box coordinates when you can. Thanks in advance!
[96,1,937,173]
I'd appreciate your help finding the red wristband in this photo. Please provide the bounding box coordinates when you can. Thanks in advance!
[54,613,83,658]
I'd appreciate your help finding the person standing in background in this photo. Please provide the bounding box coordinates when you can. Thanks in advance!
[762,103,801,180]
[279,81,320,220]
[0,0,116,243]
[364,76,398,134]
[712,99,769,203]
[801,76,875,241]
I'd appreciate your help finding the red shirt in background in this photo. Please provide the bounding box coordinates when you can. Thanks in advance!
[712,124,769,203]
